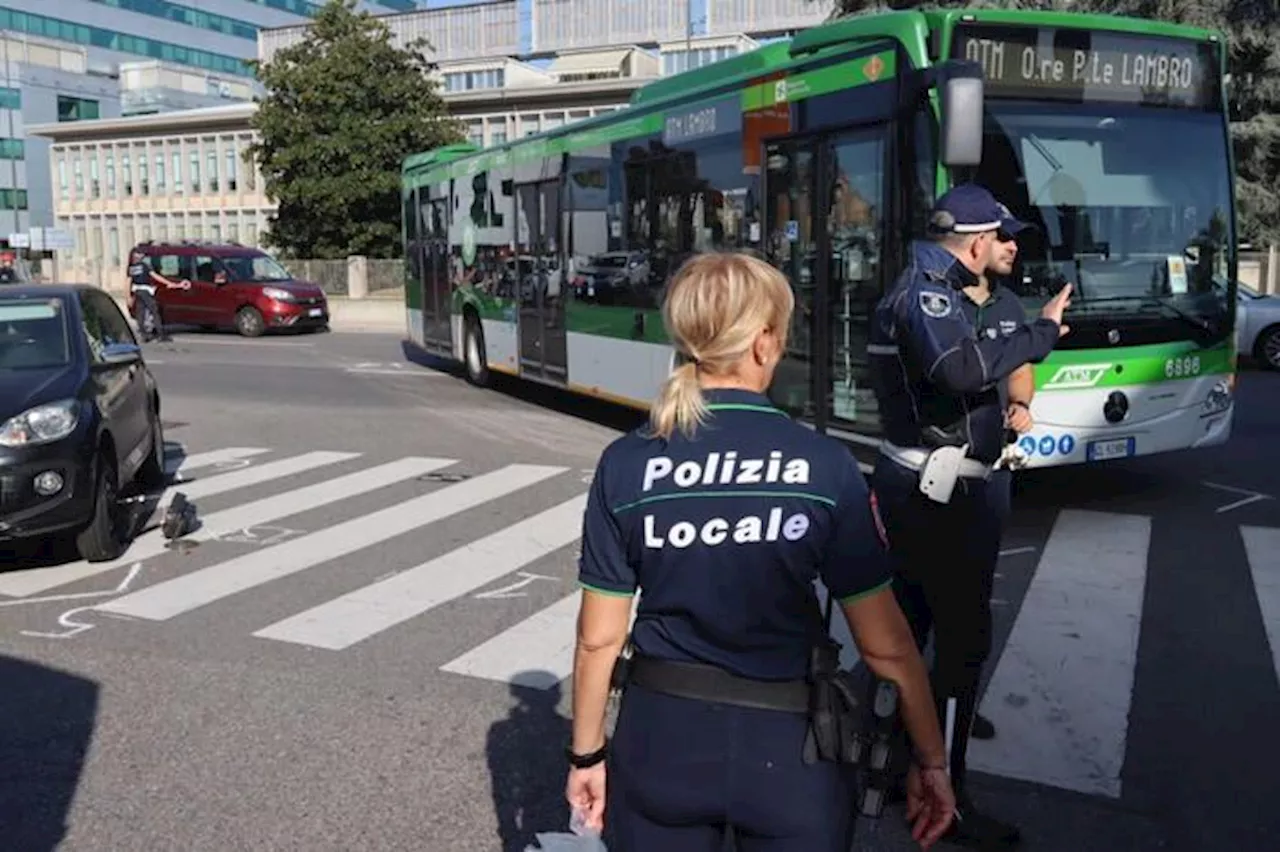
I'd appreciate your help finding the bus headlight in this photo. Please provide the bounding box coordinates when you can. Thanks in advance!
[1203,379,1232,416]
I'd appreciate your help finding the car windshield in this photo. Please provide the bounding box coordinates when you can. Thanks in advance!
[0,299,71,369]
[972,102,1235,348]
[219,254,293,282]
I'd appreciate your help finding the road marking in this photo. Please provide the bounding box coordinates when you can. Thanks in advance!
[252,493,586,650]
[166,451,359,502]
[19,563,146,639]
[439,592,583,690]
[0,456,454,598]
[1241,526,1280,685]
[164,447,268,476]
[474,572,558,600]
[969,509,1151,799]
[98,464,568,621]
[1203,481,1273,514]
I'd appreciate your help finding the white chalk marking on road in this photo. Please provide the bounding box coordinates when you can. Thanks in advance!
[251,492,585,650]
[0,456,453,598]
[19,563,146,639]
[167,451,359,502]
[1203,481,1273,514]
[99,464,568,622]
[439,593,584,690]
[473,572,559,600]
[999,546,1038,557]
[969,509,1151,799]
[1241,526,1280,686]
[164,447,268,477]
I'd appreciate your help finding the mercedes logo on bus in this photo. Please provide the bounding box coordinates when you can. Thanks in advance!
[1104,391,1130,423]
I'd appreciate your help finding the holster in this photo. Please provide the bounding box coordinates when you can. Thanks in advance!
[801,636,869,765]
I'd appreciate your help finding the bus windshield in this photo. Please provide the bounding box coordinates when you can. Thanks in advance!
[973,102,1234,349]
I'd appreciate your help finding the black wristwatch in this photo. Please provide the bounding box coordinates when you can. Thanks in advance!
[567,741,608,769]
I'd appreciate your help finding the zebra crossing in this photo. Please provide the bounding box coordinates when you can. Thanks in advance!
[2,443,1278,805]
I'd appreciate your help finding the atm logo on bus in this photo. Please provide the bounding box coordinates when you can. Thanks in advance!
[1043,364,1112,389]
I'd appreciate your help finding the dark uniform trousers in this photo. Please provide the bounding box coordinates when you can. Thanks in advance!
[870,456,1012,791]
[605,684,858,852]
[134,289,163,341]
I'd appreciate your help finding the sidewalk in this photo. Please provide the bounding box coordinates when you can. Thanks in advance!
[107,291,406,335]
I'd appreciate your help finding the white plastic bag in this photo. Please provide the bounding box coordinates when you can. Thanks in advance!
[523,808,607,851]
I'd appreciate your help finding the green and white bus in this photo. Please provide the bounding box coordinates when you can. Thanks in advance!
[400,7,1239,469]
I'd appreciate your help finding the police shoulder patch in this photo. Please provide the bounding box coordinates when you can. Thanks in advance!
[918,289,952,318]
[869,490,888,547]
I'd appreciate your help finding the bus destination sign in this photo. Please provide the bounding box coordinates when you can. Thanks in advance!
[952,24,1219,109]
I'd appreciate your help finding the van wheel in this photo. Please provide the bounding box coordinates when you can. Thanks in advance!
[76,456,127,563]
[136,405,167,490]
[464,313,490,387]
[1256,326,1280,371]
[235,306,265,337]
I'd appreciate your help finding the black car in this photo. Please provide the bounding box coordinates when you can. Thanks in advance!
[0,284,165,561]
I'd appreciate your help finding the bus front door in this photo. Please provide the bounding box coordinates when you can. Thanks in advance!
[516,178,568,382]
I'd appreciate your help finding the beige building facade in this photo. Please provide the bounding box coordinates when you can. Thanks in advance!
[27,102,267,291]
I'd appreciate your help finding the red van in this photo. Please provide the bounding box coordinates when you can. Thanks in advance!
[126,240,329,337]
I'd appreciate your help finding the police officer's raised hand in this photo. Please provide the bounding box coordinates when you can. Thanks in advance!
[1040,282,1073,337]
[906,764,956,848]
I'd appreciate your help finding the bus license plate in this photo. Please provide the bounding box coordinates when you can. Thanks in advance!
[1087,437,1135,461]
[308,308,322,317]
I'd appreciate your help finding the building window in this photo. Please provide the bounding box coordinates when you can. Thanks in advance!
[139,154,149,196]
[155,153,165,192]
[91,0,261,41]
[207,149,218,192]
[123,154,132,196]
[106,153,115,195]
[228,222,238,243]
[0,189,28,210]
[189,151,200,192]
[171,152,181,193]
[74,158,84,196]
[225,147,237,192]
[57,96,100,122]
[0,8,254,78]
[90,157,100,198]
[58,157,68,201]
[0,138,24,160]
[0,87,19,110]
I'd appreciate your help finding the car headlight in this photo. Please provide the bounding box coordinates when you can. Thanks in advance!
[261,286,295,302]
[0,399,80,447]
[1202,378,1232,416]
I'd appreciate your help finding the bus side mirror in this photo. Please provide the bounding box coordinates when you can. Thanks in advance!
[938,60,985,167]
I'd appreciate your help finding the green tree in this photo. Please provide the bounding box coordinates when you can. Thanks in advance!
[246,0,465,259]
[815,0,1280,245]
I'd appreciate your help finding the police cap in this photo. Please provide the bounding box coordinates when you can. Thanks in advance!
[927,183,1031,237]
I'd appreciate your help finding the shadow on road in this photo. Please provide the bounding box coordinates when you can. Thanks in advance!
[486,673,573,852]
[0,654,98,852]
[402,341,648,438]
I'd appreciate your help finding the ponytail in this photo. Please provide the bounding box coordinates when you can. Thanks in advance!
[648,360,707,441]
[645,251,794,442]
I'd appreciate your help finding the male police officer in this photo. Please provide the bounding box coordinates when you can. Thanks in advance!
[128,249,169,342]
[867,183,1071,848]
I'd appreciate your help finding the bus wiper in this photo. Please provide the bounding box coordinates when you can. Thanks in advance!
[1074,295,1219,337]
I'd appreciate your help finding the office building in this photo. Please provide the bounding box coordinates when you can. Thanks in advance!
[0,0,417,253]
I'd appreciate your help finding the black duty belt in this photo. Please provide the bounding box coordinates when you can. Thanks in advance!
[627,654,809,714]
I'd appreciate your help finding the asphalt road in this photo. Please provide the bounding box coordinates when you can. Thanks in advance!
[1,328,1278,852]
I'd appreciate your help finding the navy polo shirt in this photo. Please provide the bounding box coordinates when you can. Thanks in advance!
[960,280,1031,411]
[577,388,891,682]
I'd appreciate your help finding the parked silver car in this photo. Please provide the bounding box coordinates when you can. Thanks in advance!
[1237,282,1280,369]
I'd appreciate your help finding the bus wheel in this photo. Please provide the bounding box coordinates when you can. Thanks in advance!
[464,314,490,387]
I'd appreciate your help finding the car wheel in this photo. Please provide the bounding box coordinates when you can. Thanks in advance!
[235,305,265,337]
[135,405,167,490]
[464,313,490,387]
[76,455,128,563]
[1256,326,1280,371]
